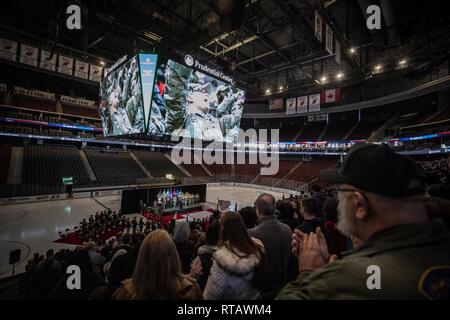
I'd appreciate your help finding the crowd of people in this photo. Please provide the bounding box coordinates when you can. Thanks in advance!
[18,145,450,300]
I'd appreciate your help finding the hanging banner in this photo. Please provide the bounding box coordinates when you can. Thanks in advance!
[19,44,39,67]
[324,88,341,104]
[296,96,308,114]
[335,41,341,65]
[40,50,57,71]
[309,93,321,112]
[314,11,322,43]
[89,65,103,82]
[75,60,89,79]
[286,98,296,114]
[325,24,333,55]
[269,98,283,110]
[58,55,74,75]
[0,38,17,62]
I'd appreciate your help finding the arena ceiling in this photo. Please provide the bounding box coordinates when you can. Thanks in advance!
[1,0,449,99]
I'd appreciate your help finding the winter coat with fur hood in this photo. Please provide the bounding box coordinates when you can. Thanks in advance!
[203,238,264,300]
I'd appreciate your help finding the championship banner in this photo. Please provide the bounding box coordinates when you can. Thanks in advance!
[335,41,341,65]
[58,55,74,75]
[269,98,283,110]
[19,44,38,67]
[75,60,89,79]
[0,37,17,61]
[309,93,321,112]
[40,50,57,71]
[89,65,102,82]
[314,11,322,43]
[325,24,333,55]
[323,88,341,104]
[286,98,296,114]
[0,83,7,92]
[296,96,308,113]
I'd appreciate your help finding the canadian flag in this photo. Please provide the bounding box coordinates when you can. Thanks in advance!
[323,88,341,103]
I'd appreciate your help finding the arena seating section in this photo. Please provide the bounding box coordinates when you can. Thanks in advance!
[321,120,355,141]
[85,149,147,185]
[347,119,384,140]
[12,94,57,113]
[61,103,100,118]
[296,122,327,141]
[284,159,337,182]
[182,163,211,176]
[132,151,187,177]
[19,145,93,195]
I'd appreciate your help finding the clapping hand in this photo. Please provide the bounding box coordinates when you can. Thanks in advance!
[291,227,337,272]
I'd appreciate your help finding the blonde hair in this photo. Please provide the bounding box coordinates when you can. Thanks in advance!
[132,229,184,299]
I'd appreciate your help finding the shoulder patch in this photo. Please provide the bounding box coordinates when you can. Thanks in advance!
[418,265,450,300]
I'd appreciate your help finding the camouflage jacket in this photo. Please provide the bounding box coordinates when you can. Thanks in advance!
[276,220,450,300]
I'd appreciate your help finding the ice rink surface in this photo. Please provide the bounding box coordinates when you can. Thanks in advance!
[0,185,292,278]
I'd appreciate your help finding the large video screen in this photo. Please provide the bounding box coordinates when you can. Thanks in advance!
[99,54,158,136]
[147,57,245,143]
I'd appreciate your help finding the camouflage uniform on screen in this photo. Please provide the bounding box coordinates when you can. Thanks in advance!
[165,61,222,141]
[276,220,450,300]
[148,83,166,135]
[126,80,144,133]
[111,107,134,135]
[164,60,192,133]
[176,112,224,141]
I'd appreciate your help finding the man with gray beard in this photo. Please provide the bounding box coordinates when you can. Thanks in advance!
[277,143,450,300]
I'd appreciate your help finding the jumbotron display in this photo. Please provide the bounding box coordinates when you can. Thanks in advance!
[147,57,245,143]
[99,54,158,136]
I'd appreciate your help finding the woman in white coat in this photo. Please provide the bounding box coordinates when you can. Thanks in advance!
[203,211,265,300]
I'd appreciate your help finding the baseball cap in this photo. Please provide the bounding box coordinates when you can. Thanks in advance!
[318,143,426,198]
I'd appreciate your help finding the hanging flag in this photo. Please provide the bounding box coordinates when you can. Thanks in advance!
[0,37,18,61]
[89,64,103,82]
[58,55,74,75]
[314,11,322,43]
[40,50,57,71]
[19,44,38,67]
[323,88,341,104]
[286,98,296,114]
[309,93,321,112]
[335,41,341,65]
[75,60,89,79]
[297,96,308,114]
[269,98,283,110]
[325,24,333,55]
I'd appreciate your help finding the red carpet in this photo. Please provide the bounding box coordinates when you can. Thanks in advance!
[142,208,213,226]
[54,226,126,245]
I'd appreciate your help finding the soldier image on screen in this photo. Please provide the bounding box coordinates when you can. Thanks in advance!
[149,59,244,143]
[99,56,145,136]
